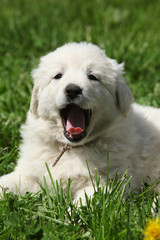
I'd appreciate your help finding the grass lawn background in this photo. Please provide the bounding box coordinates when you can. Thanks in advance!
[0,0,160,239]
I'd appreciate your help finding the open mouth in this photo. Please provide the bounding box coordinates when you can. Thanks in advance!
[60,104,92,142]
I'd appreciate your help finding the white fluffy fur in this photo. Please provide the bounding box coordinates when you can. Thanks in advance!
[1,42,160,202]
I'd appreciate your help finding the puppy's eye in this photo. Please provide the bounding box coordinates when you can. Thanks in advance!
[88,74,99,81]
[54,73,62,79]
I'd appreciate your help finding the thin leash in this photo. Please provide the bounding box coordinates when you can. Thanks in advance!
[52,144,79,167]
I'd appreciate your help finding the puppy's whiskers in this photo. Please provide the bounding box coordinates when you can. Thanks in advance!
[86,99,98,111]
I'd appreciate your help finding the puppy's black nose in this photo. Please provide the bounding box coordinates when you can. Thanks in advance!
[65,84,82,100]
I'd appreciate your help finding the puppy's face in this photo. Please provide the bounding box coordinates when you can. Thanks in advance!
[30,43,133,145]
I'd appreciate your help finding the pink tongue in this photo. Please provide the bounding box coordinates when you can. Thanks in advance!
[66,106,85,135]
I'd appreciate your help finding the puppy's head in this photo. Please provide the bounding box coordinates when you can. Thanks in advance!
[30,42,133,145]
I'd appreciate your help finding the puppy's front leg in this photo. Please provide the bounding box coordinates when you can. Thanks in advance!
[74,185,95,206]
[0,170,41,196]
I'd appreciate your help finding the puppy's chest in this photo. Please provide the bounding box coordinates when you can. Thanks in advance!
[50,145,109,176]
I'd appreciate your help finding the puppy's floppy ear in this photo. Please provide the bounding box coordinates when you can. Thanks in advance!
[105,58,133,116]
[116,79,133,116]
[29,85,39,115]
[29,68,40,115]
[114,62,133,115]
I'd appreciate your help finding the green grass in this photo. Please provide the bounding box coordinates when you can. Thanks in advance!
[0,167,158,240]
[0,0,160,239]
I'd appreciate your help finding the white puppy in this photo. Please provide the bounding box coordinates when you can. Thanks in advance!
[1,42,160,202]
